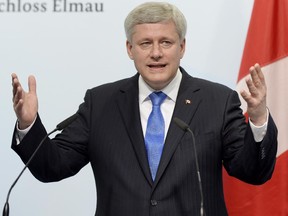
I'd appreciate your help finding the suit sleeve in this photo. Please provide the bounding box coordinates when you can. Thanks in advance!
[11,90,93,182]
[222,91,278,185]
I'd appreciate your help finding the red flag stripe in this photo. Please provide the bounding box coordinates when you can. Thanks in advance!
[237,0,288,82]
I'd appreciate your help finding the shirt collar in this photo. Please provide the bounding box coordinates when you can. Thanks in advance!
[139,68,182,104]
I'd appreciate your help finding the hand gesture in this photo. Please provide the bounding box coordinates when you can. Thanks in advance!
[240,63,267,126]
[12,73,38,129]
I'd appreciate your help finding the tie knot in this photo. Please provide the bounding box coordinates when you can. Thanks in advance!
[149,91,167,106]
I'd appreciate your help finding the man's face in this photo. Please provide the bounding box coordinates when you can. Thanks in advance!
[126,20,186,90]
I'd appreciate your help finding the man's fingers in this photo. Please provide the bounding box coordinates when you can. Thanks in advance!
[249,66,261,88]
[13,86,23,106]
[28,75,37,94]
[12,73,20,97]
[11,73,17,81]
[12,80,23,104]
[240,89,248,100]
[255,63,266,85]
[250,63,266,88]
[14,97,24,112]
[240,89,253,104]
[245,77,258,97]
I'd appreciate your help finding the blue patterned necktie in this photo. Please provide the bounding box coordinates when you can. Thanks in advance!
[145,91,167,181]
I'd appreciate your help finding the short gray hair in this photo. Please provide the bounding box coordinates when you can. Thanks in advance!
[124,2,187,42]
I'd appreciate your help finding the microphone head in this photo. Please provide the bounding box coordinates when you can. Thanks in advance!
[56,113,79,130]
[173,117,189,131]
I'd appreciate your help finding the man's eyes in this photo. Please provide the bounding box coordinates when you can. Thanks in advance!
[139,40,173,48]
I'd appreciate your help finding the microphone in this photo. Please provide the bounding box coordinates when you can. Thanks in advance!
[173,117,205,216]
[2,113,79,216]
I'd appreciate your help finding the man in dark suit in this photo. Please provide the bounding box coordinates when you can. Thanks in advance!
[11,2,277,216]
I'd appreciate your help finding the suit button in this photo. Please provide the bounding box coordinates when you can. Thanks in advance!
[150,200,158,206]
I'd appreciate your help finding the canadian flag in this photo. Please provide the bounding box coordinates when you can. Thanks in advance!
[223,0,288,215]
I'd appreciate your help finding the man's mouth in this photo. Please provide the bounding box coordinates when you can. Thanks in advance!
[148,64,166,68]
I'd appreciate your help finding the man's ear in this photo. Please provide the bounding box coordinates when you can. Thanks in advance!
[126,40,134,60]
[180,38,186,59]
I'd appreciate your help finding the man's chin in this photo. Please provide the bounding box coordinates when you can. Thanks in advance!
[146,78,170,90]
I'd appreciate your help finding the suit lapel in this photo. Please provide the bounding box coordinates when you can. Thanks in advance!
[153,69,202,188]
[115,69,202,188]
[116,74,153,186]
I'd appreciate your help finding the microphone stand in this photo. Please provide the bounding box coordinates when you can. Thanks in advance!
[2,113,79,216]
[173,117,205,216]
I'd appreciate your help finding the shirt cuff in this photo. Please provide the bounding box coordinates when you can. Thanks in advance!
[15,117,37,144]
[249,109,269,142]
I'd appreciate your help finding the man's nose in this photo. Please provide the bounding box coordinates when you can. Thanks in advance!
[150,44,163,60]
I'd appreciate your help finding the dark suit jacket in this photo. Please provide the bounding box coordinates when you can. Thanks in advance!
[12,67,278,216]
